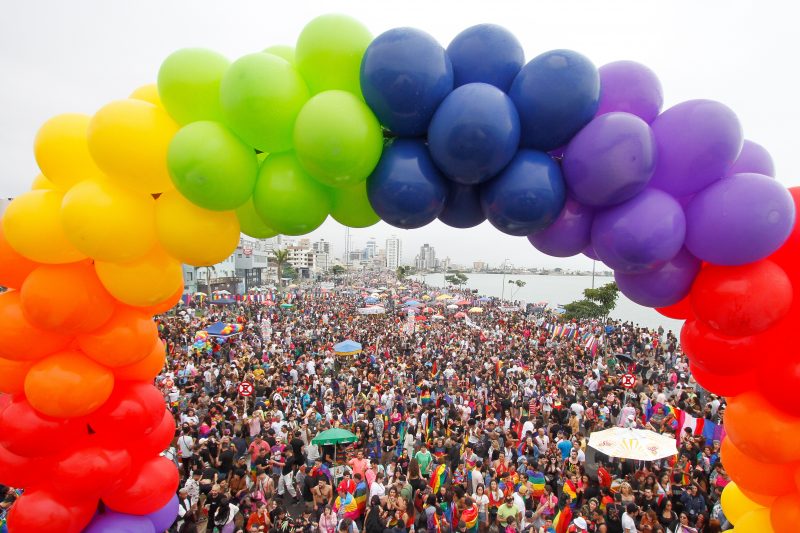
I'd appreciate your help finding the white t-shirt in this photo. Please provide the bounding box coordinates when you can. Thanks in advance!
[621,512,638,533]
[177,435,194,458]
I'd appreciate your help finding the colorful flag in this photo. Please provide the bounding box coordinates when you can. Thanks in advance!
[354,480,368,517]
[334,492,359,520]
[429,463,448,494]
[553,505,573,533]
[562,479,577,501]
[421,390,432,405]
[461,504,479,533]
[676,409,706,444]
[528,471,546,497]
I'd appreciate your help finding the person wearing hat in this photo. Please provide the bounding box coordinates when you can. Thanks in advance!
[571,516,589,532]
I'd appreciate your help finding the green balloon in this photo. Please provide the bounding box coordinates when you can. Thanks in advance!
[220,53,309,153]
[253,152,331,235]
[158,48,230,125]
[264,45,295,64]
[236,198,278,239]
[294,90,383,188]
[330,180,381,228]
[295,14,373,96]
[167,121,258,210]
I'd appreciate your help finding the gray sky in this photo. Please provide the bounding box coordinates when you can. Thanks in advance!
[2,0,798,269]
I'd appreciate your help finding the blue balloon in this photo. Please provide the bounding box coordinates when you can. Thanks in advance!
[509,50,600,151]
[447,24,524,92]
[439,182,486,228]
[367,139,448,228]
[480,149,566,236]
[361,28,453,137]
[428,83,520,185]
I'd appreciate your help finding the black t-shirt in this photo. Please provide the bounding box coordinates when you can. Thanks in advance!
[283,454,299,476]
[604,503,623,533]
[291,437,305,458]
[218,449,235,473]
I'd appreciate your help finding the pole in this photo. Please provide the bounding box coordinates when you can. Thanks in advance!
[592,260,596,289]
[500,259,508,301]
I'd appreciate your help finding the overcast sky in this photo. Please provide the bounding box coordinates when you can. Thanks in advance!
[2,0,798,269]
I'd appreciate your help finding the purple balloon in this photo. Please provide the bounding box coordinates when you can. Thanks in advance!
[596,61,663,124]
[527,197,593,257]
[727,139,775,177]
[685,173,796,265]
[562,112,656,207]
[84,512,157,533]
[592,188,686,273]
[648,100,743,197]
[583,244,600,261]
[615,248,700,307]
[145,494,179,532]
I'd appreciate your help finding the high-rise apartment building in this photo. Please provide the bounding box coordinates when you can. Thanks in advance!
[385,236,402,270]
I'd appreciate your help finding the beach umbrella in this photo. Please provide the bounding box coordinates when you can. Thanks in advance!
[431,314,445,320]
[588,427,678,461]
[446,304,459,310]
[421,306,435,314]
[364,297,379,304]
[213,289,231,295]
[194,292,207,297]
[468,307,483,314]
[334,339,362,356]
[312,427,358,467]
[421,295,431,301]
[477,297,491,302]
[414,315,427,322]
[454,311,467,319]
[403,300,421,307]
[456,299,471,306]
[615,352,635,365]
[263,299,275,306]
[280,303,294,309]
[435,294,453,301]
[370,292,380,298]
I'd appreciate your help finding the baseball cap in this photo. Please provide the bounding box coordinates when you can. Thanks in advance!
[573,517,588,530]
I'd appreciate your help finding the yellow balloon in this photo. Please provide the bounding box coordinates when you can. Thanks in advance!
[31,174,55,190]
[129,84,162,106]
[155,189,240,266]
[34,113,105,190]
[734,508,774,533]
[87,99,179,194]
[95,247,183,307]
[61,179,157,262]
[2,190,86,264]
[722,482,765,524]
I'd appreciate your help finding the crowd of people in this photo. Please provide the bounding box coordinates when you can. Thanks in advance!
[138,274,727,533]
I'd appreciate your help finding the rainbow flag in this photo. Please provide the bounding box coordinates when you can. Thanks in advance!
[528,471,546,497]
[553,505,573,533]
[354,481,368,517]
[421,391,432,404]
[334,493,359,520]
[461,504,479,533]
[429,463,448,494]
[562,479,577,502]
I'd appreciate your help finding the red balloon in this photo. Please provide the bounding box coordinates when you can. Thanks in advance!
[128,409,176,459]
[681,319,759,375]
[88,382,167,438]
[20,262,116,334]
[6,490,96,533]
[52,443,131,500]
[0,225,40,289]
[688,362,755,397]
[756,341,800,415]
[0,291,72,361]
[102,456,179,515]
[720,437,797,496]
[690,260,792,336]
[0,442,51,487]
[770,187,800,270]
[77,306,160,368]
[656,294,694,320]
[771,492,800,533]
[0,395,88,457]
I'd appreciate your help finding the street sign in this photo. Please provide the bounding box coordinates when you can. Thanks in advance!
[238,382,254,397]
[621,374,636,389]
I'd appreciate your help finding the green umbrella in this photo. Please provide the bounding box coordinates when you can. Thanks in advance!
[312,427,357,445]
[280,303,294,309]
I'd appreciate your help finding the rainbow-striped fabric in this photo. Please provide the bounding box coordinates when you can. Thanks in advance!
[429,463,448,494]
[461,504,479,533]
[421,391,432,404]
[528,471,546,497]
[334,493,359,520]
[354,481,368,518]
[553,505,573,533]
[562,479,577,501]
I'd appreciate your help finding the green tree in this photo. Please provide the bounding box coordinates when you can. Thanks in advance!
[331,264,346,277]
[444,272,469,288]
[507,279,526,299]
[563,282,619,320]
[272,249,290,286]
[283,264,299,281]
[396,265,412,281]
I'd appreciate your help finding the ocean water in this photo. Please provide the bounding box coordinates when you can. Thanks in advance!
[415,272,684,333]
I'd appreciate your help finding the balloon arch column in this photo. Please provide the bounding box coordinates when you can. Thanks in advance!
[0,14,798,533]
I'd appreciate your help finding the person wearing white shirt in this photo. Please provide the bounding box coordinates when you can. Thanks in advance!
[369,473,386,503]
[622,503,639,533]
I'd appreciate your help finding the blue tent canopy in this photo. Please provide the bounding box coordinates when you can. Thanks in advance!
[334,339,362,356]
[403,300,421,307]
[209,298,236,305]
[205,322,244,336]
[364,297,379,304]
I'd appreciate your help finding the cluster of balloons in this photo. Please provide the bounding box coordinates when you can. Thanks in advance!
[0,12,799,533]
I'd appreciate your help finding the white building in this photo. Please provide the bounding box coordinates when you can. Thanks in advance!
[365,238,378,260]
[414,243,437,271]
[385,236,402,270]
[313,239,331,255]
[287,246,316,278]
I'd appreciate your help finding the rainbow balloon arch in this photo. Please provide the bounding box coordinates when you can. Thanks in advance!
[0,13,797,533]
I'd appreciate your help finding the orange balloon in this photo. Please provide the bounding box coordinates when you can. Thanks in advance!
[771,492,800,533]
[0,225,40,290]
[0,291,72,362]
[0,358,35,394]
[725,391,800,463]
[77,307,159,368]
[132,285,184,316]
[740,487,777,507]
[24,350,115,418]
[113,339,166,382]
[721,437,797,496]
[20,262,116,334]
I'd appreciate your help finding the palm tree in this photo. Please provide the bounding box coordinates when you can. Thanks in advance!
[396,265,412,281]
[272,249,290,287]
